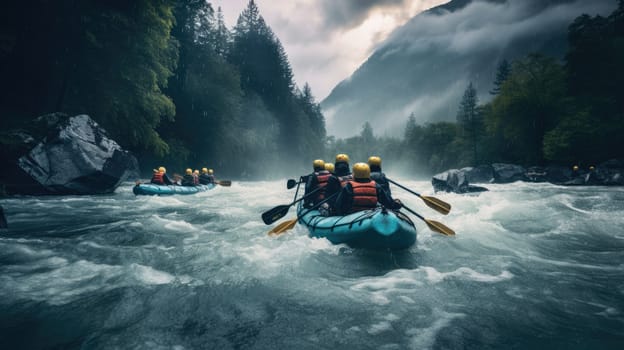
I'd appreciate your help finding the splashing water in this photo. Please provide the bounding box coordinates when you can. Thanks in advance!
[1,181,623,349]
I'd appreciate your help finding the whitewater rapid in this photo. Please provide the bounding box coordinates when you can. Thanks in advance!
[0,180,623,349]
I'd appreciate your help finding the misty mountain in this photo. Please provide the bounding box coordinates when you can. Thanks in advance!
[321,0,617,138]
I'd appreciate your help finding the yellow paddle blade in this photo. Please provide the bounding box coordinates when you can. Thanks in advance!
[421,195,451,215]
[268,219,297,236]
[425,219,455,236]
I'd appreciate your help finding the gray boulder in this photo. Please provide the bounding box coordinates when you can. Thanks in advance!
[432,169,489,194]
[0,113,138,195]
[492,163,527,183]
[460,165,494,184]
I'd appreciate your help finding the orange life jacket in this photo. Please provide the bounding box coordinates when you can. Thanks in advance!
[315,170,331,200]
[151,171,164,185]
[350,180,377,213]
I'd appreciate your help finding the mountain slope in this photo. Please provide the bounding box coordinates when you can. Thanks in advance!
[321,0,616,138]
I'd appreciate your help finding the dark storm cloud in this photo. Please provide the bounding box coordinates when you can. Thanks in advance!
[320,0,409,29]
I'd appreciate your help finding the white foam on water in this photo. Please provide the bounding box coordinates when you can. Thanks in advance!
[524,254,622,271]
[351,270,423,292]
[239,220,267,229]
[149,215,196,233]
[128,263,175,285]
[368,320,394,335]
[406,309,466,350]
[1,259,122,305]
[420,266,514,283]
[399,296,416,304]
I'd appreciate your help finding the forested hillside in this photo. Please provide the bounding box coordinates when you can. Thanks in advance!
[325,1,624,176]
[1,0,621,179]
[0,0,325,178]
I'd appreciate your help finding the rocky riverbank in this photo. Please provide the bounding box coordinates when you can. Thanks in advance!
[432,161,624,193]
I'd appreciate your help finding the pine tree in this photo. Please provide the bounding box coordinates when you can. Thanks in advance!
[214,7,230,57]
[228,0,313,163]
[490,59,511,95]
[457,82,482,164]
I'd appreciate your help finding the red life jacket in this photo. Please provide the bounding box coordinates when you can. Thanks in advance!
[151,171,164,185]
[315,170,331,200]
[349,180,377,213]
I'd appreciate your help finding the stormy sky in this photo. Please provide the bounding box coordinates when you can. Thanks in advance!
[210,0,616,138]
[321,0,616,137]
[210,0,446,101]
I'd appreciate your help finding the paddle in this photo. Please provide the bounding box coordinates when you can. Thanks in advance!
[387,178,451,215]
[261,187,322,225]
[287,175,310,189]
[401,204,455,236]
[268,218,297,236]
[268,192,339,236]
[215,180,231,187]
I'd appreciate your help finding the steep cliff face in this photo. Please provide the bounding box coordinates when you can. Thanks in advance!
[321,0,615,138]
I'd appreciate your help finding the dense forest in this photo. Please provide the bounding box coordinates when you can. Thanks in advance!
[0,1,622,179]
[0,0,325,178]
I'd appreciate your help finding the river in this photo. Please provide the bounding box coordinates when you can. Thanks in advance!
[1,180,623,349]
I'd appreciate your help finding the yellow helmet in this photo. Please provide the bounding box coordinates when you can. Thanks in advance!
[158,166,166,173]
[324,163,335,173]
[185,168,192,175]
[368,156,381,167]
[208,169,214,175]
[193,169,199,174]
[573,165,579,171]
[313,159,325,170]
[589,166,595,171]
[202,168,208,174]
[353,162,371,180]
[335,153,350,163]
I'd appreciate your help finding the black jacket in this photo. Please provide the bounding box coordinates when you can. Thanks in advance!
[370,170,390,196]
[181,174,195,186]
[199,173,214,185]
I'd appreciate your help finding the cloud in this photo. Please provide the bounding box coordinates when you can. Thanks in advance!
[383,0,615,57]
[210,0,447,100]
[319,0,408,30]
[322,0,617,138]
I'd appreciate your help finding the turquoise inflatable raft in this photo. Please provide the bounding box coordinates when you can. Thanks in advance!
[296,203,417,250]
[133,183,216,196]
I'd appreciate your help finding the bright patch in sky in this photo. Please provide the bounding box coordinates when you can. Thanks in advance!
[209,0,447,100]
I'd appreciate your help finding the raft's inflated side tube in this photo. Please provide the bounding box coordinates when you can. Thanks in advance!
[297,203,416,250]
[133,183,216,196]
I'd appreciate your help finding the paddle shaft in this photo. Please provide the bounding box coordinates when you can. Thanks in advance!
[387,178,451,215]
[295,192,338,221]
[401,204,455,236]
[268,192,340,236]
[261,186,322,225]
[400,204,425,221]
[387,178,423,197]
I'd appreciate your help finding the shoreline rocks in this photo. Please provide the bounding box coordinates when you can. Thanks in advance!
[432,160,624,193]
[0,113,139,195]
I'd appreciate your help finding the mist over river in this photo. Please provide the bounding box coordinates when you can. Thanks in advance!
[1,180,623,349]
